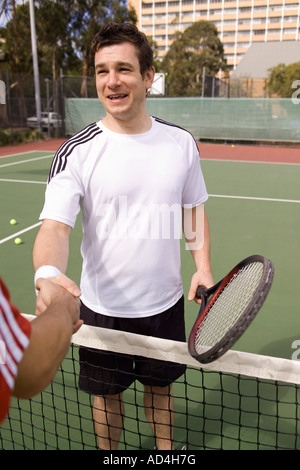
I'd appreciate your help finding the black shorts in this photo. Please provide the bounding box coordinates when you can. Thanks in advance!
[78,296,186,396]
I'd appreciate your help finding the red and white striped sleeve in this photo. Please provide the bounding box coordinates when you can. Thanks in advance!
[0,278,31,425]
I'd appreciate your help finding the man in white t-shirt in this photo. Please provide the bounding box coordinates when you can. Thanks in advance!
[33,23,214,450]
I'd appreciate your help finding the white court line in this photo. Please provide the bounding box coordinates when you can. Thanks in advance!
[0,150,51,159]
[0,178,46,184]
[1,180,298,203]
[209,194,300,204]
[0,222,42,245]
[202,158,300,166]
[0,194,298,246]
[0,154,53,168]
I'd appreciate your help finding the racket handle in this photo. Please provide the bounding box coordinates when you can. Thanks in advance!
[196,285,206,298]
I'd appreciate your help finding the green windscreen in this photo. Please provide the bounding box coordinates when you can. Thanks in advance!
[65,97,300,142]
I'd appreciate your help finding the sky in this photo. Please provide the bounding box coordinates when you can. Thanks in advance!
[0,0,26,27]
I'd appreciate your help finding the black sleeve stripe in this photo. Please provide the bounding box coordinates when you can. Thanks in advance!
[48,123,103,183]
[152,116,200,156]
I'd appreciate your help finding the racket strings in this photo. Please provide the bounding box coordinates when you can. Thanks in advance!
[195,262,264,352]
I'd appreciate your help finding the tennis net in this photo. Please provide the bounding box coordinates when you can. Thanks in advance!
[1,313,300,451]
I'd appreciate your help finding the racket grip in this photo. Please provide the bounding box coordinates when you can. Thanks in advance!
[196,285,206,298]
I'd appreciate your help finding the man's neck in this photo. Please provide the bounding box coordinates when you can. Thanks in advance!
[102,113,152,135]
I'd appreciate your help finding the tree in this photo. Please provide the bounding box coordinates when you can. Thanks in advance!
[0,1,80,119]
[1,0,138,101]
[0,0,17,23]
[35,1,79,81]
[0,2,33,119]
[0,2,32,75]
[161,21,228,97]
[68,0,137,96]
[265,62,300,98]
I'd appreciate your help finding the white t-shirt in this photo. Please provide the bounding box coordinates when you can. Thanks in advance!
[40,117,208,317]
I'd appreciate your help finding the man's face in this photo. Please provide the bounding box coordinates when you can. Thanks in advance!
[94,42,154,131]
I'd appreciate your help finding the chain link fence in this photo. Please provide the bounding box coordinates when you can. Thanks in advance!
[0,71,229,133]
[1,72,298,143]
[0,72,97,136]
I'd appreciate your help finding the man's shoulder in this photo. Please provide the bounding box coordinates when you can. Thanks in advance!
[48,123,104,182]
[56,122,104,158]
[152,116,197,146]
[152,116,193,137]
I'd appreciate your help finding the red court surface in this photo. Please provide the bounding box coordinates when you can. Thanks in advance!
[197,142,300,164]
[0,139,66,156]
[0,138,299,164]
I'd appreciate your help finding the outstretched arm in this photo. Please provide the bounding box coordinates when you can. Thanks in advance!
[33,219,81,314]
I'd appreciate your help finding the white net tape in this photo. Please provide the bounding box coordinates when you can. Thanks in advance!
[23,313,300,385]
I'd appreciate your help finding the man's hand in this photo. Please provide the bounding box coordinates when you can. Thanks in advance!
[35,277,82,333]
[188,271,214,304]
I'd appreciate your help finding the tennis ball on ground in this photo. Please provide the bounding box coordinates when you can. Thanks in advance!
[10,219,17,225]
[14,237,22,245]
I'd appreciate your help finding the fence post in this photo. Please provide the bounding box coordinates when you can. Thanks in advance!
[0,80,5,104]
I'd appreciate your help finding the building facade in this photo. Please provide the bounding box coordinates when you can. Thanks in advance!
[130,0,300,71]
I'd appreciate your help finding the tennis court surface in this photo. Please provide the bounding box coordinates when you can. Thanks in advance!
[0,139,300,450]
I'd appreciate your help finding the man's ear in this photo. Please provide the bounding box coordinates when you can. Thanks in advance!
[144,66,156,91]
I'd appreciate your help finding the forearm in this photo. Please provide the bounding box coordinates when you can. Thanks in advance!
[33,220,81,313]
[189,209,212,274]
[183,206,211,269]
[13,296,78,399]
[183,206,214,301]
[33,219,71,273]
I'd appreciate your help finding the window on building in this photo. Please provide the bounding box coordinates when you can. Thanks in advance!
[284,15,298,22]
[268,28,281,34]
[268,17,281,23]
[283,28,297,33]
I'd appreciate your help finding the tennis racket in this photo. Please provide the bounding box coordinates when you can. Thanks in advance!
[188,255,274,364]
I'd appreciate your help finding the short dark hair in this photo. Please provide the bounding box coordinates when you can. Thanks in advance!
[91,23,154,76]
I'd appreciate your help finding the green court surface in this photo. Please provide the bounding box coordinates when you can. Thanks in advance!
[0,147,300,450]
[2,149,298,357]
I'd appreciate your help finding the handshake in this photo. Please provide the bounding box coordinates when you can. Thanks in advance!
[34,268,82,334]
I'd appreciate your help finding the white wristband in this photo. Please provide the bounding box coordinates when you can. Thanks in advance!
[34,265,62,294]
